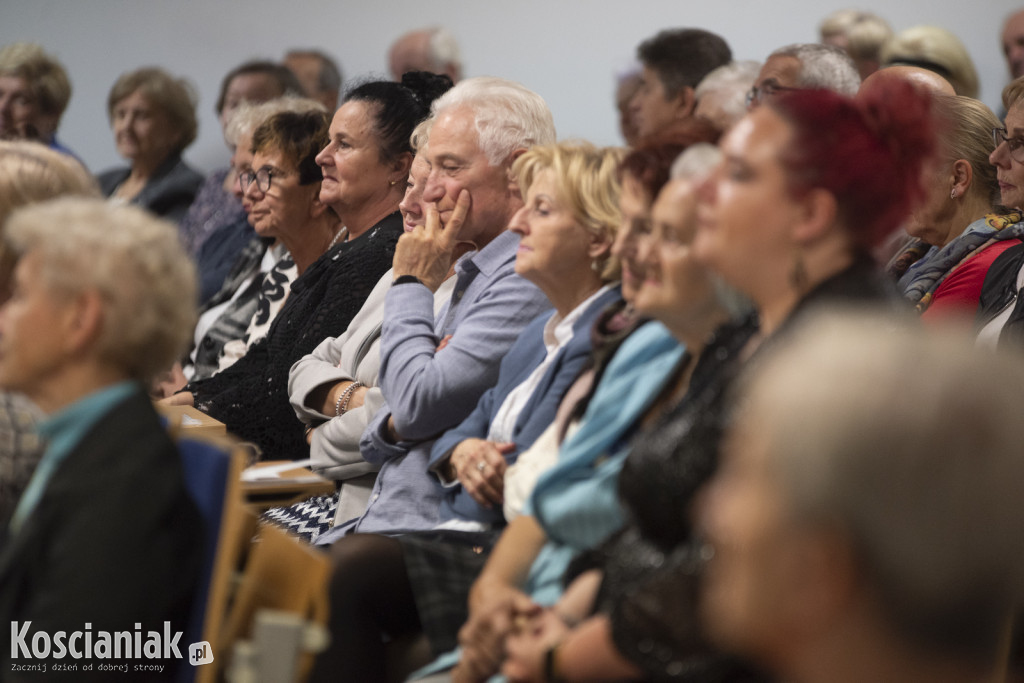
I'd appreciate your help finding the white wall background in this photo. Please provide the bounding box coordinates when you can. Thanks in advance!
[3,0,1020,174]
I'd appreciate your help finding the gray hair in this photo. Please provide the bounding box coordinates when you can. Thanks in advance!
[670,142,722,181]
[694,61,761,131]
[5,198,197,382]
[670,143,750,318]
[224,96,326,148]
[739,310,1024,660]
[770,43,861,95]
[427,28,462,74]
[428,76,556,166]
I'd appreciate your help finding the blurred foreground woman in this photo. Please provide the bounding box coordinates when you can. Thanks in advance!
[0,198,201,681]
[700,312,1024,683]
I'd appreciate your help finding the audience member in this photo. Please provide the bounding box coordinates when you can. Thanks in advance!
[310,76,555,544]
[977,75,1024,348]
[700,311,1024,683]
[1004,10,1024,84]
[0,141,98,526]
[472,145,747,683]
[859,64,956,96]
[0,198,201,681]
[285,49,343,111]
[389,27,463,82]
[0,43,76,159]
[629,28,732,145]
[97,67,203,224]
[694,60,760,134]
[747,43,860,109]
[818,9,893,79]
[165,73,451,461]
[279,128,470,538]
[503,77,933,683]
[889,96,1019,320]
[172,98,327,390]
[614,65,643,147]
[881,25,979,98]
[181,60,303,258]
[311,141,623,683]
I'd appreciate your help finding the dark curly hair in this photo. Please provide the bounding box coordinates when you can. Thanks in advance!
[344,71,453,163]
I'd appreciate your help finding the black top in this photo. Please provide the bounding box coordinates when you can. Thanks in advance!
[0,388,201,681]
[190,212,403,460]
[598,258,902,682]
[97,152,204,224]
[977,241,1024,348]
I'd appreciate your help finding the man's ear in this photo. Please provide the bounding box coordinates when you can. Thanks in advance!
[674,86,697,118]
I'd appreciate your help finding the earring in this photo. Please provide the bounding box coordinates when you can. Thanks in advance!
[790,251,808,292]
[950,188,958,199]
[591,258,603,273]
[389,180,398,187]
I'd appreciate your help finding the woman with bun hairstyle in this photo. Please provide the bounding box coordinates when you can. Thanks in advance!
[165,73,452,461]
[499,79,934,682]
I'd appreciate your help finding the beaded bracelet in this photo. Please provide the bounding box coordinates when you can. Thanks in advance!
[334,381,364,417]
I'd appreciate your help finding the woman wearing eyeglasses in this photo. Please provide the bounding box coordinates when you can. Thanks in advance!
[977,76,1024,348]
[164,74,452,462]
[888,95,1022,321]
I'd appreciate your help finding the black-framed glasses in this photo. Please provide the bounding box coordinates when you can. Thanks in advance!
[992,127,1024,164]
[239,167,277,193]
[745,83,801,108]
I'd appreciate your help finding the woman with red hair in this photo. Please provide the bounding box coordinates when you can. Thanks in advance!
[499,80,935,683]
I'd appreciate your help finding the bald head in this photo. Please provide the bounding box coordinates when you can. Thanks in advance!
[1004,10,1024,80]
[388,28,462,82]
[860,64,955,96]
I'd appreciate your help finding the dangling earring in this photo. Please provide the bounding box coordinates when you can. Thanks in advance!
[950,188,958,199]
[591,258,603,273]
[790,251,808,292]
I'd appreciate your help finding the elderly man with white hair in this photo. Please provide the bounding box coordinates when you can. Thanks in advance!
[0,198,201,680]
[747,43,861,109]
[302,76,556,544]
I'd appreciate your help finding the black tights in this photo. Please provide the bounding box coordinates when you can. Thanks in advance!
[308,534,421,683]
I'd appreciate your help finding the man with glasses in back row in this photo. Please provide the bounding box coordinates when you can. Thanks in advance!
[746,43,861,109]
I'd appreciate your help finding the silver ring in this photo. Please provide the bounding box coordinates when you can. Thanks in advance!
[476,461,487,472]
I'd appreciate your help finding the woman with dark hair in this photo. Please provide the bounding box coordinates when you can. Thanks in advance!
[499,79,933,682]
[97,67,203,224]
[164,72,452,462]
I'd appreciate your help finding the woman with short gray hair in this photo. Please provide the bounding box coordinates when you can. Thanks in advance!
[0,198,202,680]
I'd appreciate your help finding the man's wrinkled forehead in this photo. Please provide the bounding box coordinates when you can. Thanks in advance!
[426,105,486,162]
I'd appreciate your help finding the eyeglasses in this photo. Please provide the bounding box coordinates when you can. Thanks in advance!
[745,83,801,108]
[992,127,1024,164]
[238,167,277,193]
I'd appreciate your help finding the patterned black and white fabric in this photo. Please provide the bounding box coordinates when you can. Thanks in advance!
[261,492,338,543]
